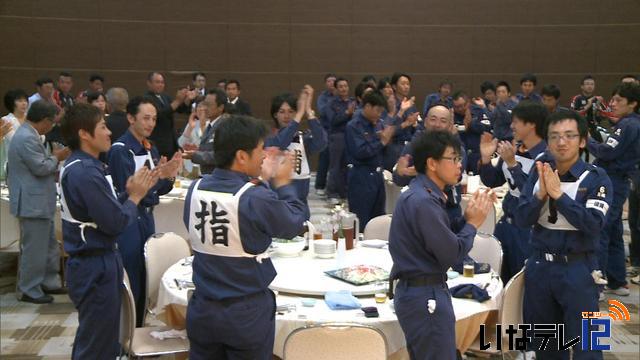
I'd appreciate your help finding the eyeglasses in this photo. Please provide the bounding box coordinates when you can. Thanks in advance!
[440,156,463,164]
[548,133,580,142]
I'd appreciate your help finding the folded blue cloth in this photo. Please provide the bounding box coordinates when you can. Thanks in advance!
[324,290,362,310]
[449,284,491,302]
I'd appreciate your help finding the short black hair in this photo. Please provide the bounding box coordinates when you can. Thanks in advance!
[391,72,411,86]
[213,115,269,169]
[520,73,537,85]
[362,91,387,108]
[480,81,496,95]
[546,109,588,141]
[496,81,511,93]
[226,79,241,89]
[377,77,391,91]
[612,82,640,112]
[26,100,59,123]
[127,96,158,117]
[89,73,104,83]
[439,80,453,89]
[205,88,228,107]
[58,71,72,78]
[581,75,594,84]
[217,78,227,85]
[35,77,54,87]
[511,101,548,138]
[412,130,462,174]
[334,77,349,88]
[61,103,103,150]
[270,93,297,128]
[355,82,375,100]
[3,89,28,113]
[192,72,206,81]
[541,84,561,99]
[451,90,468,102]
[361,75,377,83]
[146,72,162,81]
[324,73,336,81]
[87,91,105,104]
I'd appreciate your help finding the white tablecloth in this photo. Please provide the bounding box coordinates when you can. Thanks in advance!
[157,246,503,357]
[154,179,192,241]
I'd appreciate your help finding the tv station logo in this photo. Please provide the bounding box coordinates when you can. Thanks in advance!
[478,300,631,351]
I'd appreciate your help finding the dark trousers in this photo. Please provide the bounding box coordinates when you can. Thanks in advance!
[117,208,155,327]
[629,177,639,267]
[493,216,532,283]
[327,132,347,198]
[394,281,456,360]
[17,218,61,298]
[598,176,629,289]
[187,290,276,360]
[524,255,602,359]
[67,251,123,360]
[347,168,385,232]
[291,178,311,220]
[315,147,330,190]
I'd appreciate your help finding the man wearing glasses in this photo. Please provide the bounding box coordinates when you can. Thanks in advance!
[389,131,493,359]
[515,110,612,358]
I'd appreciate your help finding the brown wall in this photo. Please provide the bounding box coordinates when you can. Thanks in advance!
[1,0,639,120]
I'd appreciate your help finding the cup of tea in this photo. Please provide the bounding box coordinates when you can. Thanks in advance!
[463,260,475,278]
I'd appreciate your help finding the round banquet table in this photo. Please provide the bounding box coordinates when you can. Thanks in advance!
[156,246,503,358]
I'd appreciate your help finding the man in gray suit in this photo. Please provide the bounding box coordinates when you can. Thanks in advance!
[183,88,227,175]
[8,100,71,303]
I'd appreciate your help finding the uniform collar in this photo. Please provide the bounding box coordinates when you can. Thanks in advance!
[68,150,107,171]
[211,168,252,182]
[414,173,447,204]
[519,139,546,157]
[122,129,147,153]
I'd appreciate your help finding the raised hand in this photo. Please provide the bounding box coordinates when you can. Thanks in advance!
[396,154,417,177]
[542,163,562,200]
[464,189,494,229]
[479,132,498,164]
[126,167,159,204]
[535,161,548,200]
[497,140,516,167]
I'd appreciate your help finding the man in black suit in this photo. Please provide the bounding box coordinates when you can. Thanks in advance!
[225,79,252,115]
[182,88,228,175]
[105,87,129,142]
[144,72,193,157]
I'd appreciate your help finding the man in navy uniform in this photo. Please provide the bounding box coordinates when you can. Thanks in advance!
[479,101,548,282]
[383,72,419,171]
[107,96,182,326]
[389,130,493,360]
[587,82,640,296]
[422,80,453,116]
[541,84,570,114]
[345,91,395,232]
[491,81,518,141]
[515,110,612,358]
[516,73,543,103]
[59,103,158,359]
[325,77,355,201]
[184,115,306,359]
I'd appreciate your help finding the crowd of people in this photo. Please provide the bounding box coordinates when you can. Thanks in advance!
[0,70,638,359]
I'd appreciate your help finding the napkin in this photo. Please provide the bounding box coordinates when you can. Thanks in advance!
[324,290,362,310]
[149,329,187,340]
[449,284,491,302]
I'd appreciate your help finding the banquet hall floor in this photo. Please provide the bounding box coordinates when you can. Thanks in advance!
[0,175,638,359]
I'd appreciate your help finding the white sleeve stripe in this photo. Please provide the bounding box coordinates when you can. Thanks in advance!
[586,199,609,215]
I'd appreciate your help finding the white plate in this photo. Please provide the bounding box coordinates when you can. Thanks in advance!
[360,239,388,248]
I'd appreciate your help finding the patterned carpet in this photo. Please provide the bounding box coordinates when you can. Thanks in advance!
[0,177,638,359]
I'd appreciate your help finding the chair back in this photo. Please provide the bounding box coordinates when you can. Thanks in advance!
[144,232,191,320]
[499,269,525,342]
[468,233,503,274]
[119,271,136,353]
[283,323,387,360]
[363,215,392,241]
